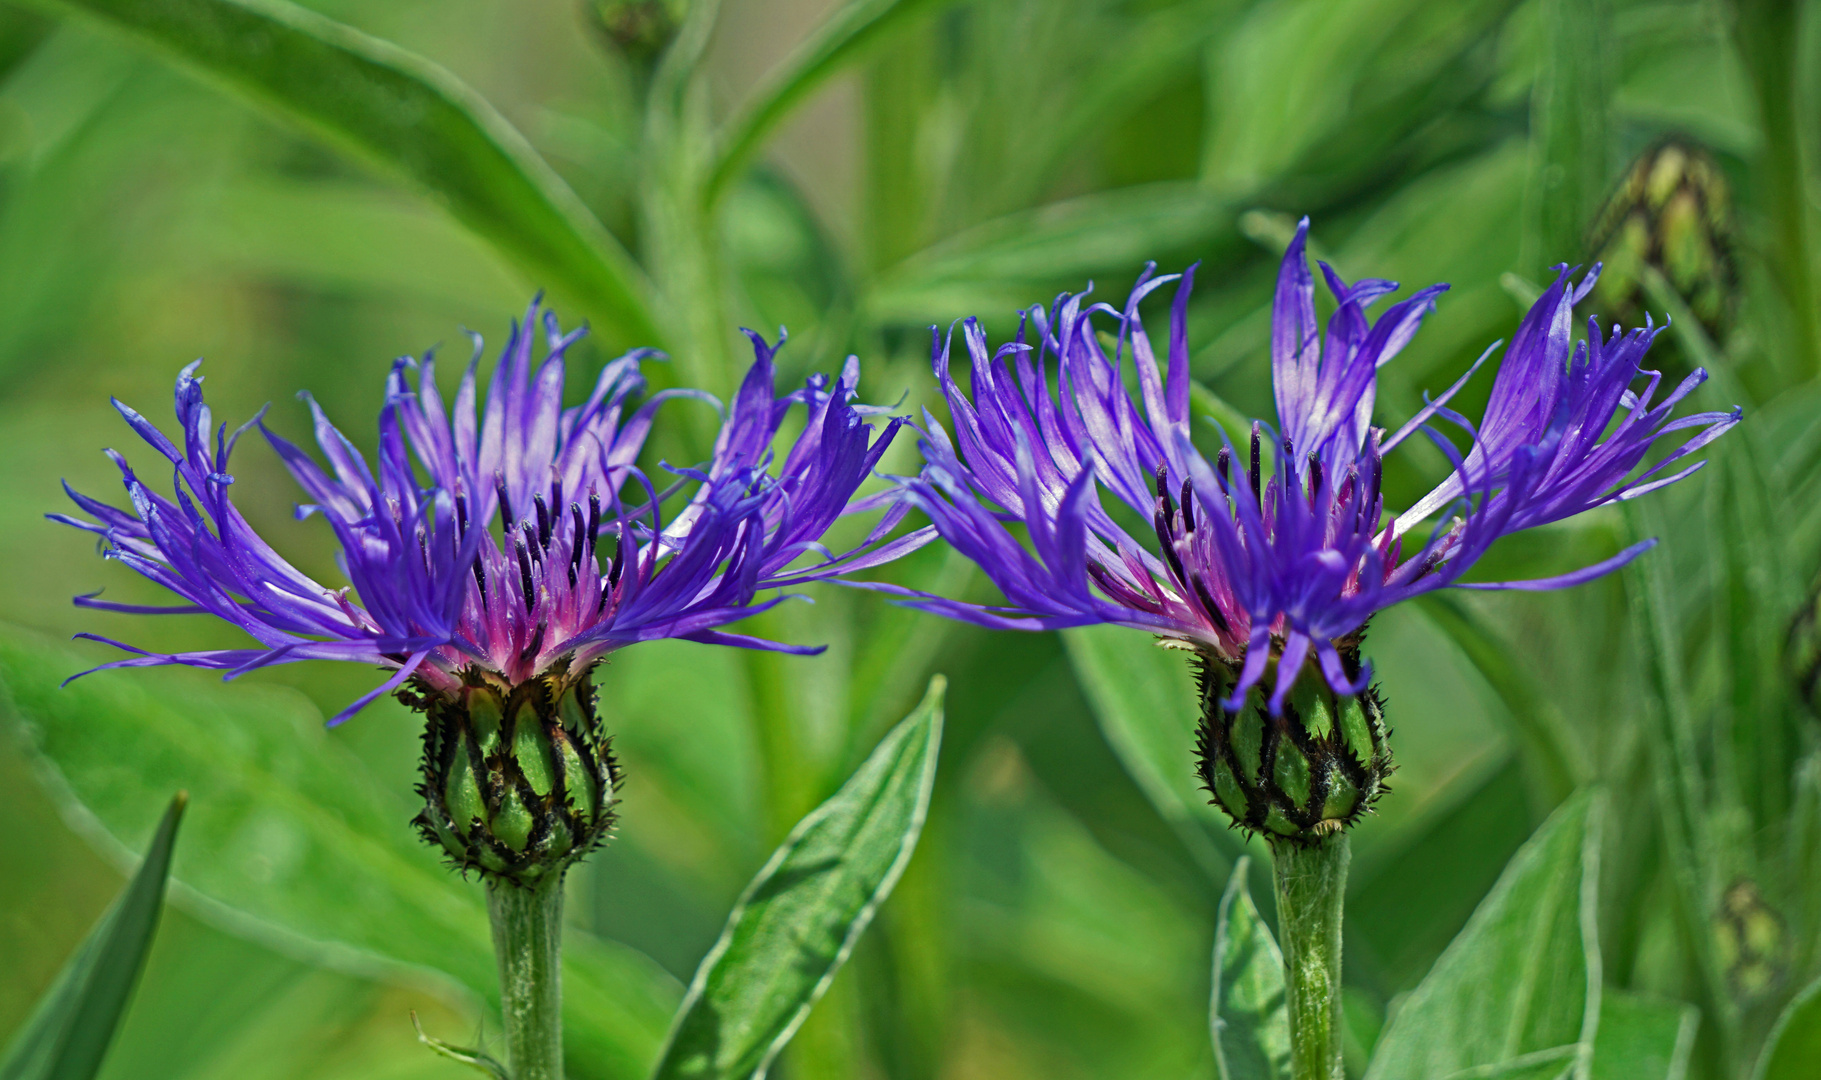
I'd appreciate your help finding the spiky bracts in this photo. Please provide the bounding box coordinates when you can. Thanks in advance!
[1193,647,1392,845]
[410,661,621,887]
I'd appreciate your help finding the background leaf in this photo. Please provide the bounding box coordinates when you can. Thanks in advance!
[21,0,661,350]
[1751,975,1821,1080]
[1365,792,1602,1080]
[0,623,677,1080]
[1062,625,1245,877]
[0,792,183,1080]
[1591,991,1696,1080]
[708,0,955,206]
[1345,754,1535,995]
[867,184,1236,325]
[653,677,944,1080]
[1209,856,1289,1080]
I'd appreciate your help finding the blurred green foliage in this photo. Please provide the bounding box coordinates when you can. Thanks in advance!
[0,0,1816,1078]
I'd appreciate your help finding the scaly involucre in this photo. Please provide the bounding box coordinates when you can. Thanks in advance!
[888,219,1739,713]
[57,300,928,721]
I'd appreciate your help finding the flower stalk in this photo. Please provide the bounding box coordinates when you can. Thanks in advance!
[1271,835,1349,1080]
[488,876,566,1080]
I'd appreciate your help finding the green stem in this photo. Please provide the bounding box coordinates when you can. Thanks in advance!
[1271,835,1349,1080]
[488,876,566,1080]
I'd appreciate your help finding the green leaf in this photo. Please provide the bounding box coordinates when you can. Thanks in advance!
[1346,754,1535,993]
[1062,626,1242,876]
[1,791,184,1080]
[653,676,945,1080]
[1432,1046,1576,1080]
[1190,381,1254,448]
[0,623,678,1080]
[188,177,526,313]
[1364,791,1602,1080]
[1590,990,1695,1080]
[1524,0,1613,266]
[1201,0,1517,198]
[867,183,1235,324]
[1210,857,1290,1080]
[1753,974,1821,1080]
[708,0,957,206]
[1413,596,1579,806]
[20,0,662,351]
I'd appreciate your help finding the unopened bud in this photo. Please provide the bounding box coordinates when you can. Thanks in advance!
[1194,650,1391,844]
[1588,138,1737,357]
[1716,878,1787,999]
[584,0,685,65]
[412,664,620,887]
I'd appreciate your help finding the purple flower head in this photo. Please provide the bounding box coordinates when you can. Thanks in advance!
[56,299,926,723]
[887,219,1740,714]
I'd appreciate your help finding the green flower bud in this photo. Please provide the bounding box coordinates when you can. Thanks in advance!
[1587,138,1737,363]
[584,0,686,65]
[1193,649,1391,844]
[1716,878,1787,999]
[410,663,620,887]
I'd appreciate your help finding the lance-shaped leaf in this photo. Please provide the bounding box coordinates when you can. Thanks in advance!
[1,792,184,1080]
[707,0,957,205]
[1210,856,1290,1080]
[1590,990,1696,1080]
[1754,975,1821,1080]
[867,183,1235,324]
[1365,791,1603,1080]
[653,676,945,1080]
[19,0,662,351]
[0,623,677,1080]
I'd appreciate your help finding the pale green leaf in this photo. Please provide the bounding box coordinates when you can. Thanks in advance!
[708,0,958,205]
[1436,1046,1575,1080]
[1210,857,1290,1080]
[1346,755,1535,993]
[0,793,183,1080]
[20,0,662,350]
[1753,974,1821,1080]
[653,676,945,1080]
[868,183,1234,323]
[1590,990,1696,1080]
[1365,792,1602,1080]
[0,623,678,1080]
[1524,0,1612,266]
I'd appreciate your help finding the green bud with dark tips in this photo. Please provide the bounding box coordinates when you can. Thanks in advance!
[1193,648,1392,845]
[1587,137,1738,371]
[584,0,685,67]
[1716,878,1787,999]
[410,662,621,888]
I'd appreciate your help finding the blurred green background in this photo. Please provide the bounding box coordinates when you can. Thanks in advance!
[0,0,1818,1077]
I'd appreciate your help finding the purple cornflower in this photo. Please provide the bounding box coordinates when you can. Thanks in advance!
[887,219,1739,714]
[56,299,924,723]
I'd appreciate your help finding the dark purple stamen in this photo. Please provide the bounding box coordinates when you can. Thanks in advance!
[516,540,537,610]
[495,473,514,528]
[1248,424,1262,503]
[533,495,552,551]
